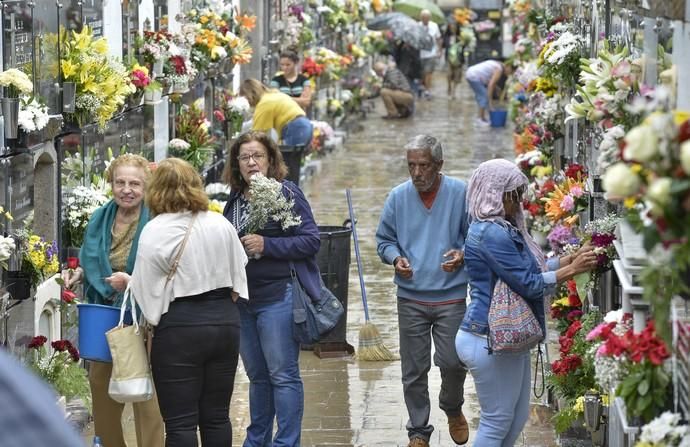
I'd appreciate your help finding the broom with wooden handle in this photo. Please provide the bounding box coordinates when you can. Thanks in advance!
[346,189,398,361]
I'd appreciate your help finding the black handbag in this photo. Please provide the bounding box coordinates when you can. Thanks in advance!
[290,262,344,345]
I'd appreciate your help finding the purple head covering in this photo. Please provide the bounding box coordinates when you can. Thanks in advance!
[467,159,545,266]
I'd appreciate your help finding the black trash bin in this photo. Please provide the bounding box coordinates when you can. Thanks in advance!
[279,145,306,186]
[314,225,354,358]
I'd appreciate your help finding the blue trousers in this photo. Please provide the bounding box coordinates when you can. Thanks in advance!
[281,116,313,147]
[239,285,303,447]
[455,330,532,447]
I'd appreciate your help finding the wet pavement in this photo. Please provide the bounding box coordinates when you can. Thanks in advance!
[82,73,560,446]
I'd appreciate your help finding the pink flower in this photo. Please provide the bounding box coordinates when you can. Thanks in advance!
[569,185,584,198]
[560,195,575,212]
[611,60,631,78]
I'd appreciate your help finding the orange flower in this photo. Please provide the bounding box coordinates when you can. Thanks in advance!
[236,14,256,32]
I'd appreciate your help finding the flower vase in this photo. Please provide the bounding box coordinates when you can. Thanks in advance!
[173,79,188,93]
[62,82,76,113]
[1,97,20,139]
[153,60,164,76]
[144,89,162,104]
[583,392,603,431]
[223,59,235,74]
[2,269,32,300]
[127,91,144,109]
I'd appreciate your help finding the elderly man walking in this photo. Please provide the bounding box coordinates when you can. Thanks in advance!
[376,135,470,447]
[373,61,415,119]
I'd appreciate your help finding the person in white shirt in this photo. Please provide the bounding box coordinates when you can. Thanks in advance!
[419,9,442,98]
[465,59,513,126]
[130,157,248,447]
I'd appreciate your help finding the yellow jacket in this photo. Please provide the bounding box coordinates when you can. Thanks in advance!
[252,91,305,138]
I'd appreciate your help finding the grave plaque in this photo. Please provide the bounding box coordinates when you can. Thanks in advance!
[5,153,34,227]
[33,0,60,113]
[81,0,103,37]
[122,0,139,62]
[2,0,34,71]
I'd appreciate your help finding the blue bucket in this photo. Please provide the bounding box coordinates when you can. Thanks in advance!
[77,303,122,362]
[489,109,508,127]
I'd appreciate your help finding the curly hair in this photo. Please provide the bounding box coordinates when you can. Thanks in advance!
[105,153,151,184]
[223,131,288,192]
[146,158,209,215]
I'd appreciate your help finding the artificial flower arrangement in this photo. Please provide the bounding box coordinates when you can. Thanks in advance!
[309,47,352,81]
[171,103,216,170]
[635,411,690,447]
[548,310,601,433]
[547,223,578,255]
[206,182,231,212]
[453,7,474,26]
[137,30,172,68]
[601,109,690,341]
[327,98,344,118]
[523,178,556,235]
[18,95,50,133]
[571,213,619,298]
[0,68,33,98]
[14,230,60,286]
[587,318,671,424]
[245,173,302,235]
[360,31,389,57]
[550,279,584,334]
[130,64,151,91]
[60,26,135,129]
[542,164,588,226]
[62,185,110,248]
[537,27,584,90]
[217,91,250,135]
[302,56,326,79]
[26,335,90,406]
[474,19,497,35]
[565,43,640,129]
[310,120,335,154]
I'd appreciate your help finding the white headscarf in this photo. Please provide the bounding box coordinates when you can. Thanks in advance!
[467,159,545,267]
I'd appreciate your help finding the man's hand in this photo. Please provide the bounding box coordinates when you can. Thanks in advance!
[394,257,413,279]
[61,266,84,290]
[241,234,265,257]
[441,249,464,273]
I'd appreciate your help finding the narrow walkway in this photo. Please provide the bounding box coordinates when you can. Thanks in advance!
[82,73,559,446]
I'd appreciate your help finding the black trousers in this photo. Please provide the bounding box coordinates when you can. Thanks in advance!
[151,296,240,447]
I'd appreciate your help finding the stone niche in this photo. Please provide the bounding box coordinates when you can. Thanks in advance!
[1,143,61,351]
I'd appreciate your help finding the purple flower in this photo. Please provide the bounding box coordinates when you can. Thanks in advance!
[288,4,305,21]
[591,232,615,247]
[547,224,574,251]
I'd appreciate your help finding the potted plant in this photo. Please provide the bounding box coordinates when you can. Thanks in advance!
[0,68,34,138]
[144,79,163,104]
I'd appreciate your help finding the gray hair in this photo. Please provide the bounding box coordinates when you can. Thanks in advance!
[404,135,443,162]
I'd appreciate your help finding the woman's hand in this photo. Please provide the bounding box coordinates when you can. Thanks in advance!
[241,234,265,257]
[570,249,599,275]
[61,266,84,290]
[105,272,131,292]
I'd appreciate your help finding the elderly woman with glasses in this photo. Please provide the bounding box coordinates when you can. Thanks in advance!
[222,131,320,447]
[455,159,597,446]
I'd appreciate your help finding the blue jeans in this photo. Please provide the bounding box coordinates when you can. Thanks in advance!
[239,284,303,447]
[281,116,313,147]
[398,299,467,442]
[467,78,489,110]
[455,330,531,447]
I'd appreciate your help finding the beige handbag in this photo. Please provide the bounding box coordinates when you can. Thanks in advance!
[105,285,154,403]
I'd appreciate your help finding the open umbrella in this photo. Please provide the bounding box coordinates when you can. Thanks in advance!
[366,12,434,50]
[393,0,445,24]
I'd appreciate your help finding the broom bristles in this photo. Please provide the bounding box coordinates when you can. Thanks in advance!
[357,321,398,361]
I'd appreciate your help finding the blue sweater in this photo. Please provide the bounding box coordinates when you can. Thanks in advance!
[376,175,469,302]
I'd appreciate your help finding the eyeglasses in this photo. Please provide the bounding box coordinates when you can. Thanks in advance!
[237,153,267,164]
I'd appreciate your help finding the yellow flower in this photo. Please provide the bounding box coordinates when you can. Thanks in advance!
[673,110,690,126]
[630,163,643,174]
[92,38,109,55]
[573,396,585,413]
[208,200,223,214]
[61,60,77,78]
[623,197,637,209]
[200,15,209,25]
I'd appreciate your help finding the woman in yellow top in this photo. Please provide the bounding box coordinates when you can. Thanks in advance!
[240,79,313,147]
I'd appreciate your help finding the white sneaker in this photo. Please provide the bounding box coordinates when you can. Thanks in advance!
[474,118,490,127]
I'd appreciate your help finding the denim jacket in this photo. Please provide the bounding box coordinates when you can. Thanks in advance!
[459,220,557,337]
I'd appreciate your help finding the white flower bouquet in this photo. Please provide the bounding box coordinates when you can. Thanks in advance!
[636,412,690,446]
[0,68,33,98]
[245,173,301,234]
[18,96,50,132]
[63,185,110,247]
[538,31,584,89]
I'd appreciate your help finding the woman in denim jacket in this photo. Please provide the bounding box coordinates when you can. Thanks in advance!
[455,159,597,446]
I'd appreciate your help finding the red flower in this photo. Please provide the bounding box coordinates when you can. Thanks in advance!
[66,257,79,270]
[67,345,80,362]
[565,163,585,180]
[565,320,582,338]
[678,119,690,143]
[213,109,225,122]
[28,335,48,349]
[51,339,72,352]
[566,310,583,321]
[567,293,582,308]
[61,289,77,303]
[566,280,577,294]
[559,336,574,354]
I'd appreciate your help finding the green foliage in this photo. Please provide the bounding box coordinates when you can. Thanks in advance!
[173,104,216,170]
[553,404,582,434]
[616,361,671,424]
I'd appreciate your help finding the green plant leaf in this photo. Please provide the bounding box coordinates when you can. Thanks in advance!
[573,271,591,302]
[636,378,649,396]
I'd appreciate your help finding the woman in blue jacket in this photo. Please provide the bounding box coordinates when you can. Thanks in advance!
[223,131,320,447]
[455,159,597,446]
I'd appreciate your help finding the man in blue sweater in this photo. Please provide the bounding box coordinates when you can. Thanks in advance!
[376,135,470,447]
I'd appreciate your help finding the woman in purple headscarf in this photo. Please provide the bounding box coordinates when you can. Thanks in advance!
[455,159,597,446]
